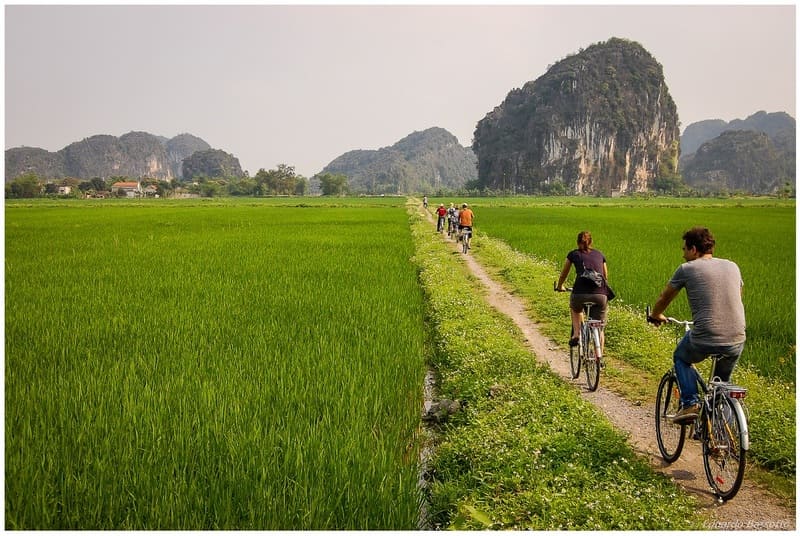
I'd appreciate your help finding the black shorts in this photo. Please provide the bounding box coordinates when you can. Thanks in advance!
[570,293,607,321]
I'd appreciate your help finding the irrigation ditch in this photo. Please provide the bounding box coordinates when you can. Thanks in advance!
[419,205,795,530]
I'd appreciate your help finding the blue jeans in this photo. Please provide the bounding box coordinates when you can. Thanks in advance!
[673,333,744,407]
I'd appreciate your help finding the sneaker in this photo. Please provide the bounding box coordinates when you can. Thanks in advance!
[569,337,579,347]
[671,403,700,423]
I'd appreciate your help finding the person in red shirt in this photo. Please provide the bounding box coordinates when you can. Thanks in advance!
[436,204,448,232]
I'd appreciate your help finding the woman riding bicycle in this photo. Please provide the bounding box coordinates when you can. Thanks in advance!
[556,231,612,352]
[647,227,746,423]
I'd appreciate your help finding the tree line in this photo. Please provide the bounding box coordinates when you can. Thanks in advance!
[5,167,352,199]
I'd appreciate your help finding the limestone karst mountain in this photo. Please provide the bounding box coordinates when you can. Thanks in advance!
[5,132,216,181]
[472,37,680,196]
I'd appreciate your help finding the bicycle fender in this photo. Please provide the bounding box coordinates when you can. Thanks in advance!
[730,398,750,451]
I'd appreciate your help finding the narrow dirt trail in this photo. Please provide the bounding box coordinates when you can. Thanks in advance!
[422,209,794,530]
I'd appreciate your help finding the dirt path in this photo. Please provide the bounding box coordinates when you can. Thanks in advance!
[422,210,794,530]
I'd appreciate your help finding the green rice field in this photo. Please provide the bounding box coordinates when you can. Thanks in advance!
[5,199,425,529]
[444,198,795,382]
[5,196,795,528]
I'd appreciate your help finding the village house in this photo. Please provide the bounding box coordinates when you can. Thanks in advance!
[110,181,141,198]
[142,184,159,197]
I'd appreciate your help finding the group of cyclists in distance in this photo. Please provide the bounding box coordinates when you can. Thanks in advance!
[424,196,474,248]
[424,193,746,429]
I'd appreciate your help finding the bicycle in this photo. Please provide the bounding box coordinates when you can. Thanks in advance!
[448,216,459,239]
[460,226,472,254]
[554,283,604,391]
[646,306,750,501]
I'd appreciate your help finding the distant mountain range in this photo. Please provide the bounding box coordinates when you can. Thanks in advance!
[680,111,795,155]
[319,127,477,195]
[5,132,214,182]
[679,111,795,193]
[5,82,794,195]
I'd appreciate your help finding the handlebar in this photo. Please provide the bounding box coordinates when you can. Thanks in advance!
[645,305,693,328]
[553,280,572,292]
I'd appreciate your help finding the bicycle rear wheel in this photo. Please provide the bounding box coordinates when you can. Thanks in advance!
[584,327,600,391]
[703,394,747,500]
[655,371,686,462]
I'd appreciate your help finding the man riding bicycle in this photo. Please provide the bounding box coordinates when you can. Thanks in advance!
[457,203,474,245]
[436,204,447,232]
[648,227,746,423]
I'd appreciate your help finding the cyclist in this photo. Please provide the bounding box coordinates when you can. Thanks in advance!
[447,203,456,235]
[647,227,746,423]
[436,204,447,232]
[555,231,611,352]
[423,196,428,209]
[458,203,474,246]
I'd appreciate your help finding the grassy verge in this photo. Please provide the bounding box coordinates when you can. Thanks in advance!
[469,230,796,500]
[408,204,701,530]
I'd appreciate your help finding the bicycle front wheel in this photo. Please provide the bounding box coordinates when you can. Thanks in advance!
[584,328,600,391]
[655,371,686,462]
[703,394,747,500]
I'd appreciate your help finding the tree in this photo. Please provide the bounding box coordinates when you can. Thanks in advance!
[200,181,222,197]
[255,164,305,196]
[8,172,42,198]
[318,173,349,196]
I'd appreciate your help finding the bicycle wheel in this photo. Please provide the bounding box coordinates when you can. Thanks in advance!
[584,327,600,391]
[462,233,470,254]
[655,371,686,462]
[703,394,747,500]
[569,327,580,379]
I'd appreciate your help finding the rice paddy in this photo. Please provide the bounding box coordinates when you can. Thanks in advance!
[5,200,426,529]
[457,200,795,382]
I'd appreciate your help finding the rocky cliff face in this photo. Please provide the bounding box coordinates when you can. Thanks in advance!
[6,132,214,182]
[473,37,680,195]
[165,133,211,179]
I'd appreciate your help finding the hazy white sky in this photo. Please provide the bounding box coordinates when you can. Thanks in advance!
[4,3,797,178]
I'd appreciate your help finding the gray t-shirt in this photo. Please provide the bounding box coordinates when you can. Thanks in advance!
[668,257,746,346]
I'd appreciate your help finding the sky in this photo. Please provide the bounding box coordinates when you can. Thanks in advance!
[4,3,797,178]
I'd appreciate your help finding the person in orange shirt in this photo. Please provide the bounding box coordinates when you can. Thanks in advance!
[457,203,474,249]
[458,203,474,228]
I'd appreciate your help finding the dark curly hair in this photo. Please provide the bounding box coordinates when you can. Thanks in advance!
[683,227,715,254]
